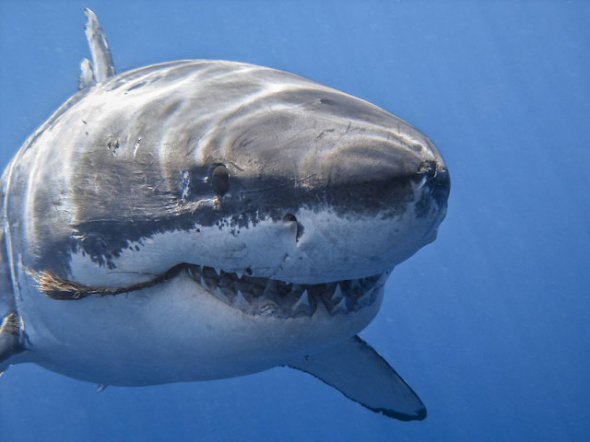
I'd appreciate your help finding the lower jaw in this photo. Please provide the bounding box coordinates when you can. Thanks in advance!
[186,264,389,319]
[32,284,386,385]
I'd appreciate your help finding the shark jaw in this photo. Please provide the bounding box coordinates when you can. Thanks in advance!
[32,263,389,320]
[185,265,388,318]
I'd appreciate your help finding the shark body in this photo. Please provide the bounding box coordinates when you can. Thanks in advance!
[0,10,450,420]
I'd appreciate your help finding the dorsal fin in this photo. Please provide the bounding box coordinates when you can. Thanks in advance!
[79,58,95,89]
[83,8,115,85]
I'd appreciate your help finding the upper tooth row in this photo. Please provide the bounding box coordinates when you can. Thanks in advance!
[188,264,379,300]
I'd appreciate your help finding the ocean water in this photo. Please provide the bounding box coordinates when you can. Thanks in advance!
[0,1,589,441]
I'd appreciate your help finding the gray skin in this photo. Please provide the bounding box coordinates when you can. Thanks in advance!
[0,10,450,421]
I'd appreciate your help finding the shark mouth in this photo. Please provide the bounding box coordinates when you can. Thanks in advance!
[185,265,388,318]
[31,264,388,319]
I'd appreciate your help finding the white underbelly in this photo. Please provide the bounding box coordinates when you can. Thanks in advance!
[16,270,383,385]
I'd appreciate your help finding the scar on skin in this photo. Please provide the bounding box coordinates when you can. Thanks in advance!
[27,266,185,301]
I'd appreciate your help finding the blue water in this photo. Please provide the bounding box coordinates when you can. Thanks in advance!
[1,1,589,441]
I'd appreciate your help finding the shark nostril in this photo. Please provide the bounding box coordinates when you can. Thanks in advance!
[283,213,304,243]
[416,161,450,209]
[417,161,437,177]
[417,161,450,189]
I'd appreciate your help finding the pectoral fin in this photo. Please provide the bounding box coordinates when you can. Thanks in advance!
[289,336,426,421]
[0,313,23,372]
[0,226,23,373]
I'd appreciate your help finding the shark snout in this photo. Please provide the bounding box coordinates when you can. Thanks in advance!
[417,159,451,208]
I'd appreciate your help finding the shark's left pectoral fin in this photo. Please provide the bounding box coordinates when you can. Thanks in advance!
[289,336,426,421]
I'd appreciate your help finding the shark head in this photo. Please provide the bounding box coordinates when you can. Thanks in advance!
[27,61,449,323]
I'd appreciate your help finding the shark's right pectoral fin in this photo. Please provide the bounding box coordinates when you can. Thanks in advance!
[0,223,24,373]
[288,336,426,421]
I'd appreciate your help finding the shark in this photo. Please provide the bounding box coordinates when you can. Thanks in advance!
[0,9,450,421]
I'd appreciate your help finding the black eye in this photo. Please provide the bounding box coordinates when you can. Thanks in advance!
[210,164,229,196]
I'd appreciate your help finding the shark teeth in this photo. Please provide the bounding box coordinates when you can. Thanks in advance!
[233,290,250,310]
[185,264,384,319]
[332,284,344,302]
[319,283,351,315]
[354,288,377,310]
[331,296,349,315]
[291,289,315,317]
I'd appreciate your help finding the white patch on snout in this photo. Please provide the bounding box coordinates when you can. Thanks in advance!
[68,215,303,286]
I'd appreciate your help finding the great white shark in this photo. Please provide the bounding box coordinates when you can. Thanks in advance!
[0,10,450,421]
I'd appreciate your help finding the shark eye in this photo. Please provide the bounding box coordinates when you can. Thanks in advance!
[210,164,229,196]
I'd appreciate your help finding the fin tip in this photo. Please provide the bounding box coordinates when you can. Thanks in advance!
[375,405,427,421]
[81,7,115,83]
[84,8,97,21]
